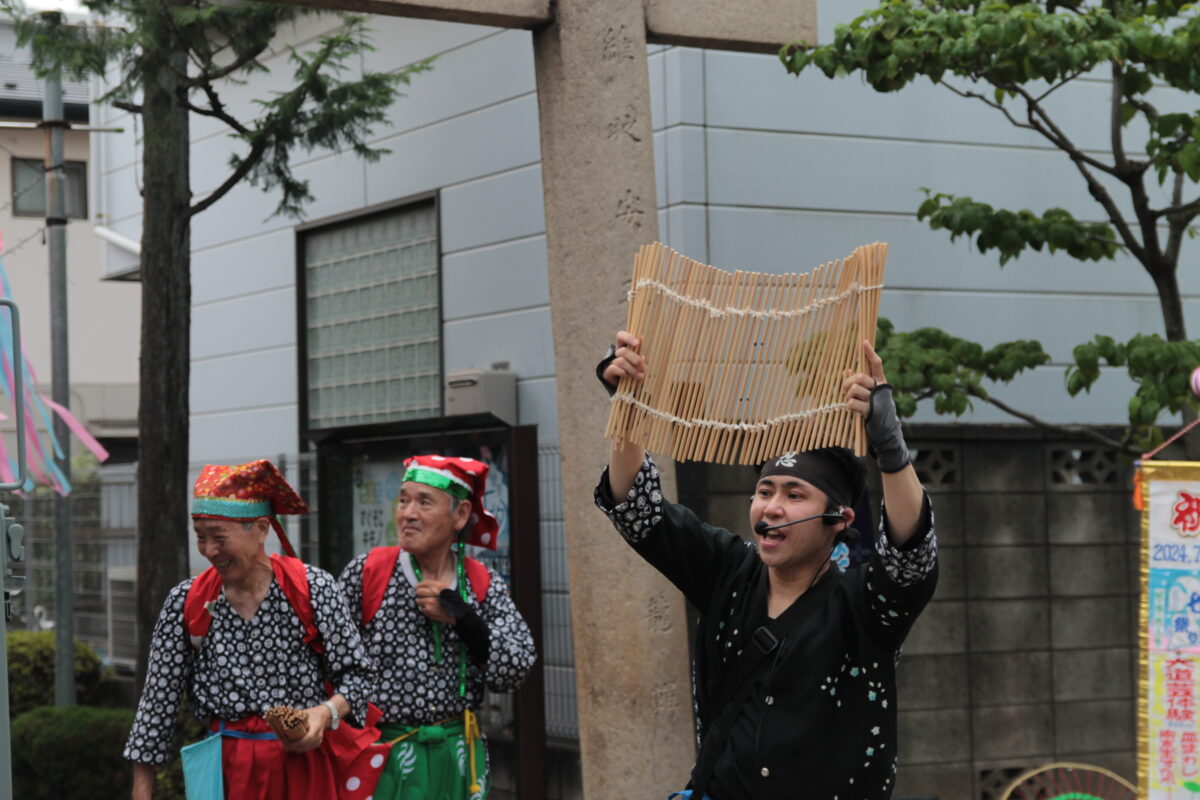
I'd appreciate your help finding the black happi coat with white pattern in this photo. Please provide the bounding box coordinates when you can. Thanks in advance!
[595,456,938,800]
[338,552,536,726]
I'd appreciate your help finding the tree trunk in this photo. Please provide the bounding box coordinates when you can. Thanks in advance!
[1148,266,1200,459]
[1154,267,1188,344]
[135,0,192,687]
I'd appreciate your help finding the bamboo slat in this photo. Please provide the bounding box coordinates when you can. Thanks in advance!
[604,241,888,464]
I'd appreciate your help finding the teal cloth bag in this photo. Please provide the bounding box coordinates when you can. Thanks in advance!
[180,733,223,800]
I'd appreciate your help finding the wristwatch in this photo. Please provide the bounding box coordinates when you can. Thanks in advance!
[322,699,341,730]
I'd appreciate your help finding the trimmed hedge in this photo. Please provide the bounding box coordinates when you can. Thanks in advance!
[12,705,134,799]
[7,631,104,717]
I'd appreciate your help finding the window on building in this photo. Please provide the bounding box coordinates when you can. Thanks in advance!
[303,199,441,430]
[11,157,88,219]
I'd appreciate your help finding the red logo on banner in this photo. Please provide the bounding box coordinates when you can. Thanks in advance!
[1173,492,1200,537]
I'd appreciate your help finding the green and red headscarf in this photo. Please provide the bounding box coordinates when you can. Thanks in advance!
[191,459,308,557]
[403,454,499,549]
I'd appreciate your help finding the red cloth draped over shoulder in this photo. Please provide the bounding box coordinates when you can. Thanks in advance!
[360,545,490,626]
[183,554,322,652]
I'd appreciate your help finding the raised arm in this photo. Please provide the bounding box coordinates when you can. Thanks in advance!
[601,330,648,499]
[842,340,925,544]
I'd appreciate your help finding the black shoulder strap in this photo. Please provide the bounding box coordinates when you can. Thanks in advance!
[691,569,838,796]
[712,569,835,711]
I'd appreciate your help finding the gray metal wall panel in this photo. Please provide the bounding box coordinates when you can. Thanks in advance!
[883,291,1200,362]
[443,307,554,378]
[192,230,297,306]
[440,164,545,254]
[190,405,300,463]
[704,128,1160,219]
[660,204,708,265]
[370,28,535,135]
[703,50,1115,152]
[191,349,298,415]
[365,96,541,210]
[705,207,1199,295]
[191,289,296,360]
[442,235,549,320]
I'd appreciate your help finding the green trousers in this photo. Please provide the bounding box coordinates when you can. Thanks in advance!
[374,717,489,800]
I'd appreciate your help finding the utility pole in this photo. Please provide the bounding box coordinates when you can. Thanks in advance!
[43,65,74,707]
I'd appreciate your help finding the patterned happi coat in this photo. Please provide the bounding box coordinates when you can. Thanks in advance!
[595,455,938,800]
[124,566,375,766]
[337,552,535,726]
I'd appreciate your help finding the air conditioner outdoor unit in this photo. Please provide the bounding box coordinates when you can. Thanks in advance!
[445,366,517,426]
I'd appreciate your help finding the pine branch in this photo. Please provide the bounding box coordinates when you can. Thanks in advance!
[188,138,268,218]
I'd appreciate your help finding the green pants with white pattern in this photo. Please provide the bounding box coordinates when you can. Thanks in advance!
[374,718,489,800]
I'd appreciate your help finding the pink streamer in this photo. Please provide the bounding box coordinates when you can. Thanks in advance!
[23,422,58,492]
[0,434,17,487]
[42,395,110,463]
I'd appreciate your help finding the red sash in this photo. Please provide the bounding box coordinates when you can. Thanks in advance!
[213,714,389,800]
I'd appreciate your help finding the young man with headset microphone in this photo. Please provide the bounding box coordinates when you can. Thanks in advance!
[594,331,938,800]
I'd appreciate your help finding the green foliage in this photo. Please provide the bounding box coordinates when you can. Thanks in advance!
[151,697,209,800]
[12,705,134,800]
[781,2,1200,446]
[234,19,433,217]
[876,317,1050,416]
[7,631,104,717]
[917,190,1120,264]
[1066,333,1200,448]
[7,0,431,218]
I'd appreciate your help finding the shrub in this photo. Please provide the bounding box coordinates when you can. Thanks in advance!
[152,701,208,800]
[7,631,104,716]
[12,705,134,799]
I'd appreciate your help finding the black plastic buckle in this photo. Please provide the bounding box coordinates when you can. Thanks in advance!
[751,626,778,655]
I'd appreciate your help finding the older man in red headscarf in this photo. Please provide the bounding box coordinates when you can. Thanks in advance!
[124,459,387,800]
[339,454,536,800]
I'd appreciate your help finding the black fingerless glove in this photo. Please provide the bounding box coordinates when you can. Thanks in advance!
[866,383,910,473]
[596,344,618,398]
[438,589,490,665]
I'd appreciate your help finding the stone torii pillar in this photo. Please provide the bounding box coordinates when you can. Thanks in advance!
[283,1,817,795]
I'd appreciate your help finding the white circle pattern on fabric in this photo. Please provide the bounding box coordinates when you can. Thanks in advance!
[346,776,361,791]
[338,552,535,726]
[123,566,373,766]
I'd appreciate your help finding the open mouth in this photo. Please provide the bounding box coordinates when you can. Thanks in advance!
[758,530,785,544]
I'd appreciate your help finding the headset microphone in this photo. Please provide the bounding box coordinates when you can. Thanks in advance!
[754,509,847,536]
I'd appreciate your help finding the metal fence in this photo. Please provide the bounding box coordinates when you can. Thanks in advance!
[538,443,578,741]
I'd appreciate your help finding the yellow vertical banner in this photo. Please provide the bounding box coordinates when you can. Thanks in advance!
[1140,461,1200,798]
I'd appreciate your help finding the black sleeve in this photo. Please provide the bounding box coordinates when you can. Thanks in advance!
[439,589,490,665]
[856,492,939,650]
[595,454,753,609]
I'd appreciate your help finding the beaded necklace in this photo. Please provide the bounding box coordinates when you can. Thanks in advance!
[410,539,469,697]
